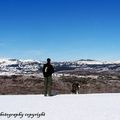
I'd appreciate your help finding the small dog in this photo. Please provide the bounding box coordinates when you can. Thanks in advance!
[71,83,80,94]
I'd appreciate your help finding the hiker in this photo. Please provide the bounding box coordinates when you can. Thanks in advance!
[42,58,54,96]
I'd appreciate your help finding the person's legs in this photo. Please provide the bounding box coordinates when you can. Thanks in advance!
[44,77,48,96]
[48,76,52,96]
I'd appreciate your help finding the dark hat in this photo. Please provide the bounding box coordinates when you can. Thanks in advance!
[47,58,51,62]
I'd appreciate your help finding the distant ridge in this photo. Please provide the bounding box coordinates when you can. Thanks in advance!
[0,58,120,75]
[78,59,95,61]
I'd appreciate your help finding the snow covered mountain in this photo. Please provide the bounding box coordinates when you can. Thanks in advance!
[0,59,42,75]
[0,58,120,75]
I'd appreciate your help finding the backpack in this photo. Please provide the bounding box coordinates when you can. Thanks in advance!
[43,64,54,77]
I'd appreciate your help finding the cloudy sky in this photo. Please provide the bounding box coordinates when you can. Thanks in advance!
[0,0,120,61]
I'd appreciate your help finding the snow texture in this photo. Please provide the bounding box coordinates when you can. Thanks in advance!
[0,93,120,120]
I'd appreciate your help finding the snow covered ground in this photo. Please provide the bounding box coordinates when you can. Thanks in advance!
[0,93,120,120]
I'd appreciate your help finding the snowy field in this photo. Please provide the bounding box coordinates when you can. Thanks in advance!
[0,93,120,120]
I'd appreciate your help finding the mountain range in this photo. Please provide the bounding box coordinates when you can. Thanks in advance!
[0,58,120,75]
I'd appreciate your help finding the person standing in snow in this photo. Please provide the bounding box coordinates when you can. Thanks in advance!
[42,58,54,96]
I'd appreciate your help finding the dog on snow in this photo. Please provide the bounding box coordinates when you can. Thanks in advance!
[71,82,80,94]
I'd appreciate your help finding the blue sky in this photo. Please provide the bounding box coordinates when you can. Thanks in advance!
[0,0,120,61]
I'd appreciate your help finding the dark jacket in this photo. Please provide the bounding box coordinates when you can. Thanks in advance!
[42,63,54,77]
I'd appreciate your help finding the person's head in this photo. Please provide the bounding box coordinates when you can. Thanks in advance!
[47,58,51,64]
